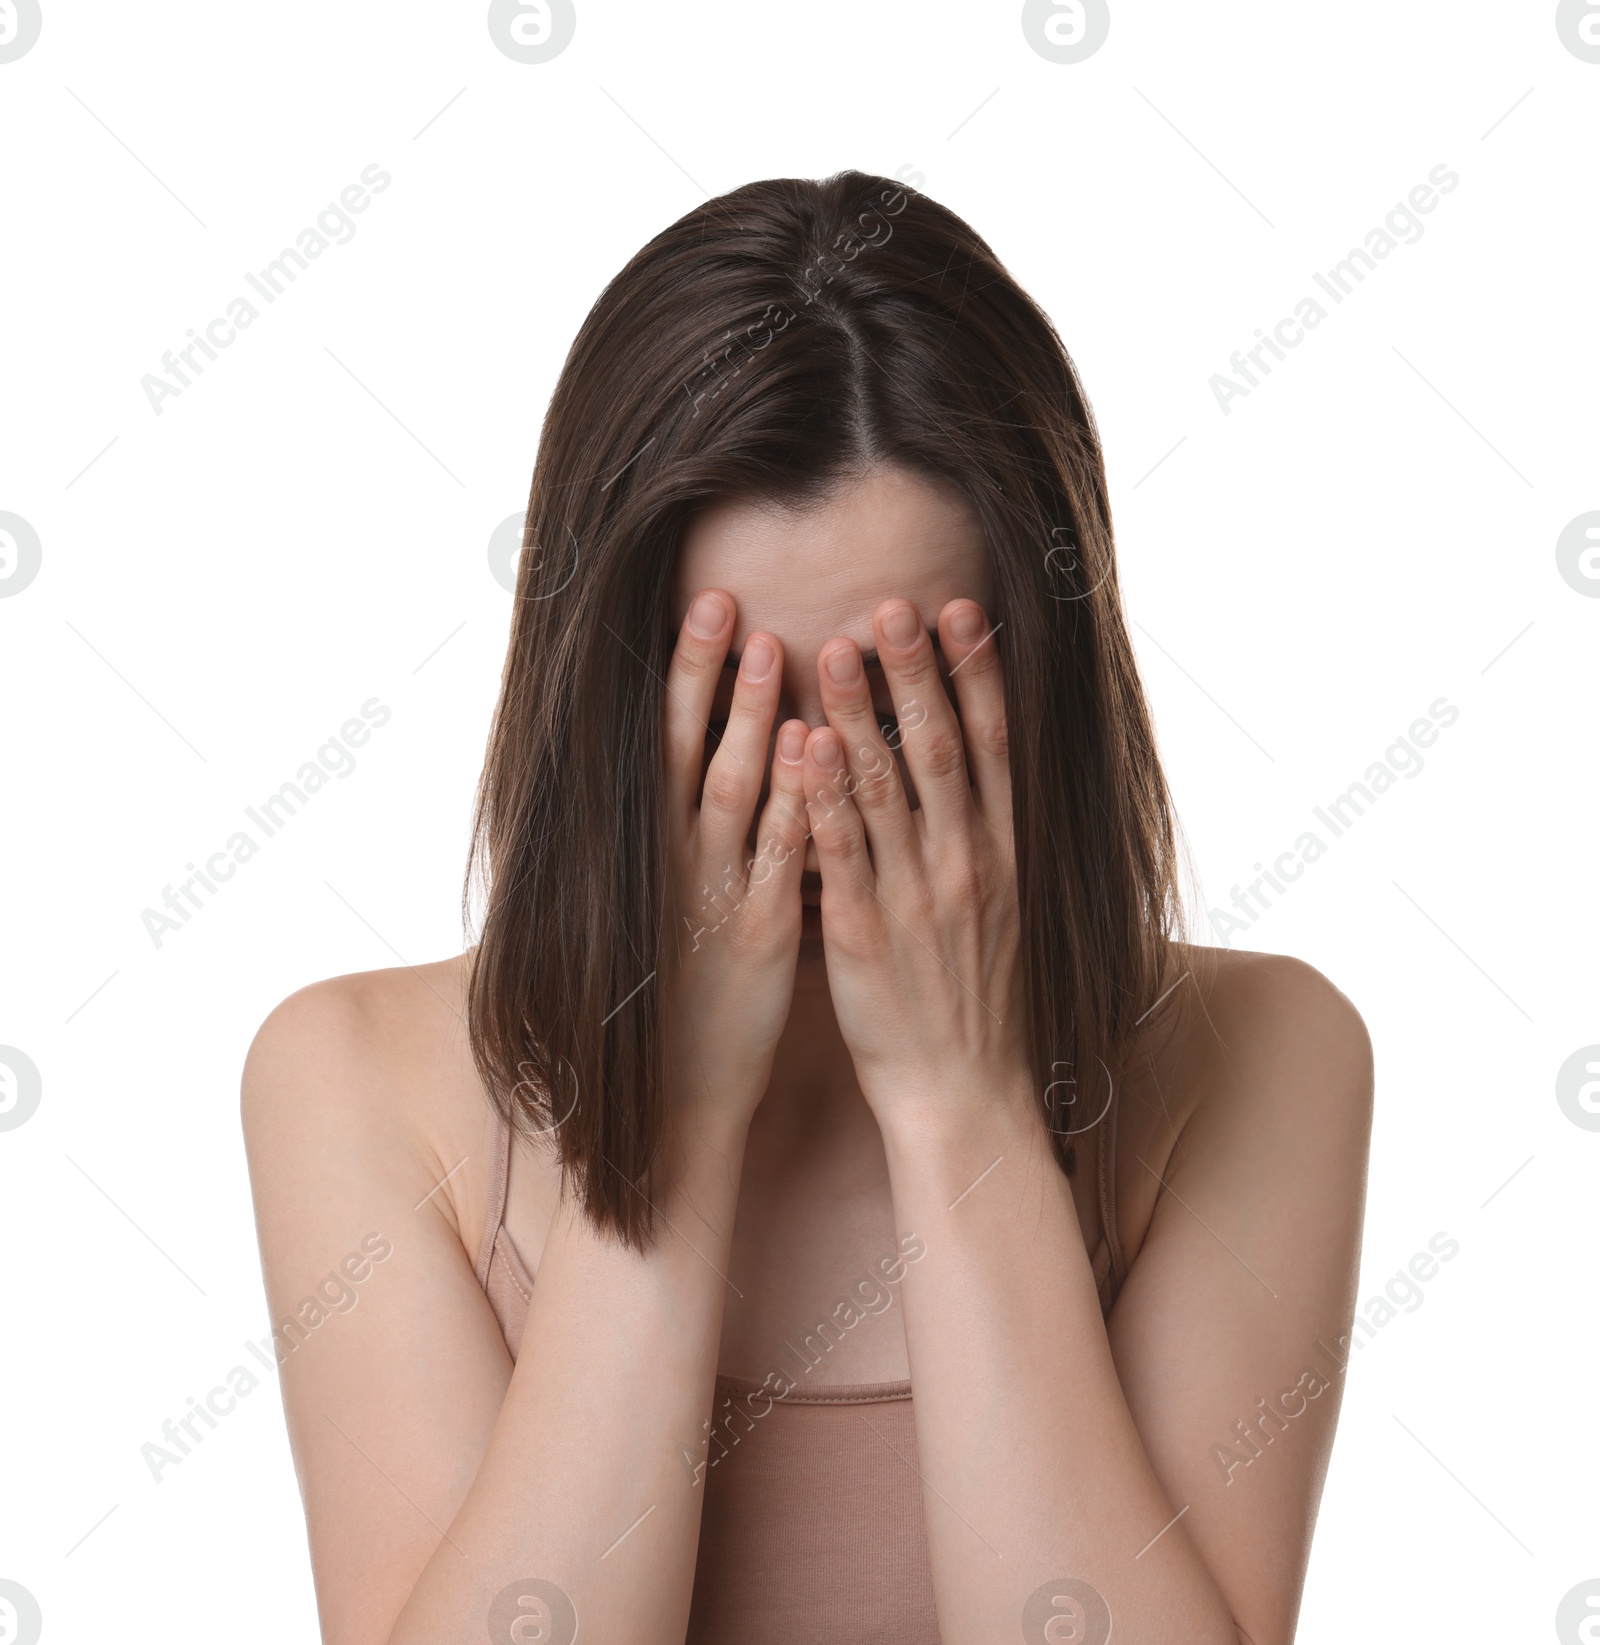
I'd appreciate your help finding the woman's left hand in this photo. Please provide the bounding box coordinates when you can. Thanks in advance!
[802,597,1036,1136]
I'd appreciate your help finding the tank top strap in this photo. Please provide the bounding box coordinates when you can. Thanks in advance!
[1096,1088,1127,1301]
[476,1103,514,1290]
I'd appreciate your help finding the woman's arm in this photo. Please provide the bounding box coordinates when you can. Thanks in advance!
[800,594,1373,1643]
[242,586,812,1644]
[243,984,752,1644]
[875,959,1371,1644]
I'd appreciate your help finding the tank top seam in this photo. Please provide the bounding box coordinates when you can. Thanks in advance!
[493,1239,533,1304]
[718,1383,913,1405]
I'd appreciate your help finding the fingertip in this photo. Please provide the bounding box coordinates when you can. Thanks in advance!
[818,639,864,691]
[685,588,731,640]
[808,724,844,771]
[942,599,988,649]
[874,596,924,652]
[776,718,808,768]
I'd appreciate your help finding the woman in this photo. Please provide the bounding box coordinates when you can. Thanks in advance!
[243,171,1373,1644]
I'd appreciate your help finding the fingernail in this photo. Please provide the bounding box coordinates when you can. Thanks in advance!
[813,728,842,766]
[740,635,774,683]
[950,603,986,643]
[824,645,861,686]
[778,721,806,764]
[881,603,920,647]
[687,592,725,638]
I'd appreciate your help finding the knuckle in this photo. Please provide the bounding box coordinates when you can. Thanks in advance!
[764,807,806,858]
[946,874,982,917]
[700,764,748,815]
[751,826,799,880]
[918,727,969,782]
[895,651,940,697]
[849,751,899,808]
[757,788,798,835]
[806,810,840,848]
[668,659,716,707]
[806,802,853,850]
[974,714,1009,762]
[672,628,723,677]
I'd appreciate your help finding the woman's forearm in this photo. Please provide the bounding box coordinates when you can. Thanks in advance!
[387,1105,749,1645]
[881,1083,1240,1645]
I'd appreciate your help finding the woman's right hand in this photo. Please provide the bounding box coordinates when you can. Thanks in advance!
[662,588,810,1124]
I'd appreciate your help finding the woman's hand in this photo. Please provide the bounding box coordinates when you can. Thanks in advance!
[662,589,812,1126]
[801,596,1036,1135]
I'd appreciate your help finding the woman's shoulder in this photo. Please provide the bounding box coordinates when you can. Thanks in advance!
[240,952,496,1250]
[1113,942,1374,1260]
[1156,941,1372,1125]
[1184,942,1371,1078]
[241,953,478,1117]
[1189,935,1363,1013]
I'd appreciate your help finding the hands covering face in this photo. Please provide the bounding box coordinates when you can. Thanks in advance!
[796,597,1028,1120]
[666,590,1026,1126]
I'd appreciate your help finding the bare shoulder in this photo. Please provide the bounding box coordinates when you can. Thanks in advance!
[240,953,490,1245]
[1141,942,1372,1117]
[1113,943,1374,1260]
[244,949,473,1071]
[1194,944,1372,1111]
[1166,942,1373,1187]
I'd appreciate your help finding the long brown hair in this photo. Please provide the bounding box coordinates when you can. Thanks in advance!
[466,171,1190,1248]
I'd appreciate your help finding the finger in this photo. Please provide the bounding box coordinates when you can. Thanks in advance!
[938,599,1011,816]
[664,589,735,822]
[681,717,809,956]
[803,724,877,922]
[870,596,974,834]
[696,629,785,866]
[743,718,811,915]
[815,637,918,872]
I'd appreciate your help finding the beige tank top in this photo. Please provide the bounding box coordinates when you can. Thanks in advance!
[474,1103,1127,1641]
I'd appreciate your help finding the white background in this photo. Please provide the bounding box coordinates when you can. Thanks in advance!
[2,2,1597,1639]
